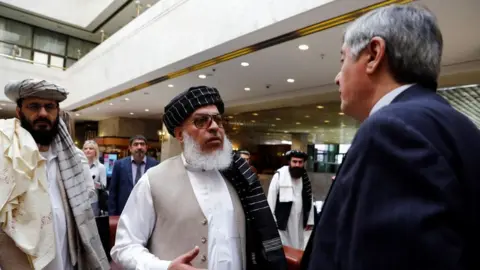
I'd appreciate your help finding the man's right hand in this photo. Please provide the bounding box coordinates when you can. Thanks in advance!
[167,246,202,270]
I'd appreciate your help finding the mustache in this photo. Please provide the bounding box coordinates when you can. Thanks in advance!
[33,118,53,125]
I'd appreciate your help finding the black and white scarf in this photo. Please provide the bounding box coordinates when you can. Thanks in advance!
[221,153,288,270]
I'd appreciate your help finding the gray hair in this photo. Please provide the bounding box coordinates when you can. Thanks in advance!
[343,4,443,90]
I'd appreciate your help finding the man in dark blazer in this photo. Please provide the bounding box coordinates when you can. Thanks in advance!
[303,4,480,270]
[108,135,159,216]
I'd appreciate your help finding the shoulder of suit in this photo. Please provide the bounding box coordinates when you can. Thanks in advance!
[147,155,181,174]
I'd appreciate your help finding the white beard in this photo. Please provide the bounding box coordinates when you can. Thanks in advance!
[182,131,233,171]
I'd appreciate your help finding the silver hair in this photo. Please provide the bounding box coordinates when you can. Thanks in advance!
[343,4,443,89]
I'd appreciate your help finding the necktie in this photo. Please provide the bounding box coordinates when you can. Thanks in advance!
[134,161,144,184]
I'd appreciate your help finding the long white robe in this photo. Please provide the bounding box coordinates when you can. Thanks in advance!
[267,168,314,250]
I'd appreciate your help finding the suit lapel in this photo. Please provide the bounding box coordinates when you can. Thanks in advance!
[126,158,133,187]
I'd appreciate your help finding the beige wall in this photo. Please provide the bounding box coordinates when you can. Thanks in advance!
[98,117,162,140]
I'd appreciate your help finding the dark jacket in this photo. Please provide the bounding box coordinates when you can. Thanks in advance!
[304,85,480,270]
[108,156,159,215]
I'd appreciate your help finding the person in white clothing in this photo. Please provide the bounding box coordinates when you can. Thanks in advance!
[83,140,107,188]
[267,150,314,250]
[111,86,287,270]
[0,79,108,269]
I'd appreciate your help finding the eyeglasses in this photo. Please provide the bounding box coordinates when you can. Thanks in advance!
[25,103,58,112]
[191,114,224,129]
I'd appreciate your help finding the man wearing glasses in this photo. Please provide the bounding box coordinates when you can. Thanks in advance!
[0,79,108,269]
[111,86,287,270]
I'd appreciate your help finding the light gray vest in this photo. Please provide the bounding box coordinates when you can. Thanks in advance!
[147,155,246,268]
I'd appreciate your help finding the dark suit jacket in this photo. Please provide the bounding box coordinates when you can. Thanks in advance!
[305,85,480,270]
[108,156,159,216]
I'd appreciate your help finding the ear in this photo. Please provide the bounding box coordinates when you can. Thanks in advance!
[174,127,184,143]
[15,107,21,119]
[365,37,387,75]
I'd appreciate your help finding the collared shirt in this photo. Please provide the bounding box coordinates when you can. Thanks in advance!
[369,84,414,116]
[89,160,107,187]
[40,147,73,270]
[111,154,242,270]
[131,156,147,184]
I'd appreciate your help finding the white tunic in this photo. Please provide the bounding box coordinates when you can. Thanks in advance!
[267,168,314,250]
[111,155,243,270]
[41,148,73,270]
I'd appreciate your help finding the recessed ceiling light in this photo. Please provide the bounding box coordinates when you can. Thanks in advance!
[228,116,234,119]
[75,113,80,116]
[241,62,249,67]
[287,78,295,83]
[124,97,130,101]
[244,87,251,91]
[252,113,258,116]
[317,105,324,109]
[198,74,207,79]
[284,131,289,133]
[97,108,100,110]
[145,109,150,112]
[0,107,3,110]
[168,84,174,88]
[271,124,276,127]
[130,112,134,115]
[324,120,330,123]
[296,122,301,125]
[109,103,113,106]
[0,103,6,106]
[314,126,318,128]
[338,112,344,115]
[298,44,309,50]
[276,118,281,121]
[305,115,310,118]
[251,120,256,123]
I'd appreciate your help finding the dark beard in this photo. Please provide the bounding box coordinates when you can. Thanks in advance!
[289,166,304,179]
[20,112,59,146]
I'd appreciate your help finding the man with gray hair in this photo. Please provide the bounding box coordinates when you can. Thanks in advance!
[302,4,480,270]
[0,79,109,269]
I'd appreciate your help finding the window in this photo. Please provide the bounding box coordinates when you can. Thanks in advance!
[0,17,32,47]
[50,55,65,69]
[66,58,77,68]
[0,41,31,59]
[33,28,67,55]
[33,51,48,67]
[67,37,96,59]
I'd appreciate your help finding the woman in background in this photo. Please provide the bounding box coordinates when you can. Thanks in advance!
[83,140,107,188]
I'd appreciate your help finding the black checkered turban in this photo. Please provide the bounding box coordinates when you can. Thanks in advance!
[163,86,224,136]
[286,150,308,161]
[5,78,68,103]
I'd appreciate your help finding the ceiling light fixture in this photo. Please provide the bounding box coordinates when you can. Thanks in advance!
[271,124,276,127]
[244,87,251,91]
[130,112,134,115]
[168,84,174,88]
[198,74,207,79]
[228,116,234,119]
[314,126,318,128]
[145,109,150,112]
[75,113,80,116]
[305,115,310,118]
[338,112,344,115]
[296,122,301,125]
[251,120,256,123]
[298,44,309,50]
[97,108,100,110]
[324,120,330,123]
[241,62,249,67]
[317,105,324,109]
[109,103,113,106]
[252,113,258,116]
[276,118,281,121]
[124,97,130,101]
[287,78,295,83]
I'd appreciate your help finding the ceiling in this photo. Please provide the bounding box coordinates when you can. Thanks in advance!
[0,0,160,43]
[1,0,480,144]
[69,0,480,121]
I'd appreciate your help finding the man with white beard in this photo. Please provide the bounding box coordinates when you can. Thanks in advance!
[111,86,287,270]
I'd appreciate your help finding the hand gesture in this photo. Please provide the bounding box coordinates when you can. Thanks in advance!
[168,246,203,270]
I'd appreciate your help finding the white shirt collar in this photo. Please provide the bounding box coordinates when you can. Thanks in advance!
[131,155,147,164]
[369,84,414,116]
